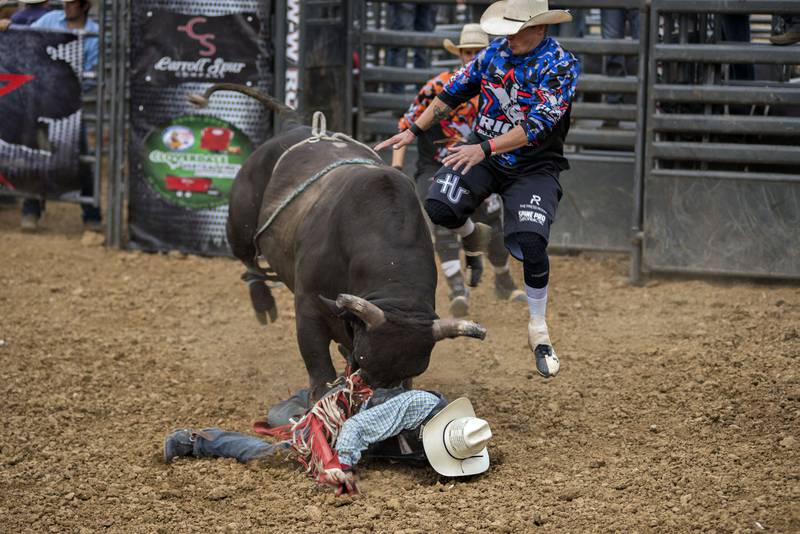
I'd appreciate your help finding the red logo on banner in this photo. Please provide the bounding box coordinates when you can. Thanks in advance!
[177,17,217,57]
[0,73,35,97]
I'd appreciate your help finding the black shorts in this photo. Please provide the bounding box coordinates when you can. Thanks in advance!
[425,159,562,260]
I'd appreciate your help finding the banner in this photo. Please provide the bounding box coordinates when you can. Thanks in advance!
[132,11,260,86]
[0,28,82,198]
[128,0,273,256]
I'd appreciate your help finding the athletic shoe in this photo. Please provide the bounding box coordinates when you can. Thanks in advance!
[528,317,560,378]
[163,429,195,463]
[20,214,39,232]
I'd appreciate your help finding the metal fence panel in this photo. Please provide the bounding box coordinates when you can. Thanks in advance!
[640,0,800,279]
[550,155,635,252]
[643,174,800,278]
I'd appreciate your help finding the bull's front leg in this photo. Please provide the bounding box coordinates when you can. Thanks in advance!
[295,299,337,400]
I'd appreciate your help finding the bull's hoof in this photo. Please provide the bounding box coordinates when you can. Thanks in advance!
[254,305,278,325]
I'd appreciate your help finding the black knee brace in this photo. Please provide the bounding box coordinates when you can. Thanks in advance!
[424,199,465,229]
[514,232,549,289]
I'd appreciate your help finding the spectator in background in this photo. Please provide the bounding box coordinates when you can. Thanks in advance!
[719,15,754,82]
[386,3,438,93]
[21,0,101,231]
[601,7,639,123]
[10,0,51,25]
[770,15,800,46]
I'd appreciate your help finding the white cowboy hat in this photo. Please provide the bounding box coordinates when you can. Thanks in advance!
[19,0,50,4]
[480,0,572,36]
[422,397,492,477]
[443,23,490,56]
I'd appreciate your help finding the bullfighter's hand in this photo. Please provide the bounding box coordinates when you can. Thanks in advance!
[374,129,415,152]
[0,19,12,31]
[442,144,484,175]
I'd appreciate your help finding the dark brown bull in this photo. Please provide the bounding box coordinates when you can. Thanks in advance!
[190,84,487,398]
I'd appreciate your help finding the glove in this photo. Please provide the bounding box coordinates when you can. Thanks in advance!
[320,466,359,496]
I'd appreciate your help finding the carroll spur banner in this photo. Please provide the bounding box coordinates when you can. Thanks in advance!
[0,28,82,198]
[128,1,272,256]
[131,10,260,86]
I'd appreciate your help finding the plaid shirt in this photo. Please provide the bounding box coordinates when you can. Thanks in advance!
[335,390,441,467]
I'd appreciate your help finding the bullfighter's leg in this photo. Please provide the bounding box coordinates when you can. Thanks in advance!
[415,165,469,317]
[501,170,563,378]
[295,302,338,400]
[424,161,497,287]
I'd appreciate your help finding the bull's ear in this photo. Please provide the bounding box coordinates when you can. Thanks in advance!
[318,294,358,321]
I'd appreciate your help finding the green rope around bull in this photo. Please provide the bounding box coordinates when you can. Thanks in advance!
[252,157,381,254]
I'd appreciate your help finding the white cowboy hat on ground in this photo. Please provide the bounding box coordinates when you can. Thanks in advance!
[443,23,490,56]
[422,397,492,477]
[481,0,572,36]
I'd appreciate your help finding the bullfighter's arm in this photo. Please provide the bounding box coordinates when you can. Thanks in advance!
[519,55,580,145]
[335,390,441,468]
[375,50,488,153]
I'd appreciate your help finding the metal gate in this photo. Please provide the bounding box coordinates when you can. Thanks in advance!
[640,0,800,279]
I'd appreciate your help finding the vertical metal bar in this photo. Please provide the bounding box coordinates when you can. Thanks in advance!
[274,0,287,128]
[630,0,651,285]
[297,0,305,114]
[357,0,367,139]
[94,0,106,213]
[344,0,354,135]
[105,0,119,247]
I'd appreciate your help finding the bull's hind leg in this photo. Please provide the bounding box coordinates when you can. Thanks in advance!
[227,218,278,325]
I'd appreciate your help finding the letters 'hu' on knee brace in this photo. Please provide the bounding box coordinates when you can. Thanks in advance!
[424,199,465,229]
[514,232,549,289]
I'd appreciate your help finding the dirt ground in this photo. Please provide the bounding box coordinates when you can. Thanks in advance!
[1,200,799,533]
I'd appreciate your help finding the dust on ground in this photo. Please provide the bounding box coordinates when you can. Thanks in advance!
[1,201,799,533]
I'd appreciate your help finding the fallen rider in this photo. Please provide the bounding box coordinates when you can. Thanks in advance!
[164,375,493,494]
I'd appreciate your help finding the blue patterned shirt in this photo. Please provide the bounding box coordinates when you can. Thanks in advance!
[335,390,441,467]
[439,36,580,174]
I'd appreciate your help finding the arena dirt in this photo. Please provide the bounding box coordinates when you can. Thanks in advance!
[1,201,798,533]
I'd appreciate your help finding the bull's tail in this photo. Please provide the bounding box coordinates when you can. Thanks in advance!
[187,83,302,126]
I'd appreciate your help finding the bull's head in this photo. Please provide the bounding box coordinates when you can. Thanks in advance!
[319,294,486,387]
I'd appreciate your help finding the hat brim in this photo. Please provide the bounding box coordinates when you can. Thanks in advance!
[443,38,488,57]
[422,398,490,477]
[480,1,573,36]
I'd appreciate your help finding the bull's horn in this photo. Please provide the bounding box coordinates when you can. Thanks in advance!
[336,294,386,330]
[432,319,487,341]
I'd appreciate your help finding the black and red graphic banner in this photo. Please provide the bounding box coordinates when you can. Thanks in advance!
[131,10,261,86]
[0,28,82,198]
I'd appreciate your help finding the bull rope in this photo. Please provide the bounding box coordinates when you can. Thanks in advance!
[252,111,383,257]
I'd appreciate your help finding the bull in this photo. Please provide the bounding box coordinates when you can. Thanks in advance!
[190,84,487,399]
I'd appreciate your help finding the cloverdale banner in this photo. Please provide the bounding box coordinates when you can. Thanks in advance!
[0,28,82,199]
[128,1,273,255]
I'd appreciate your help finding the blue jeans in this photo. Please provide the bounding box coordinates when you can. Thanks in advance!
[191,428,287,462]
[386,3,437,93]
[601,9,640,105]
[22,122,101,222]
